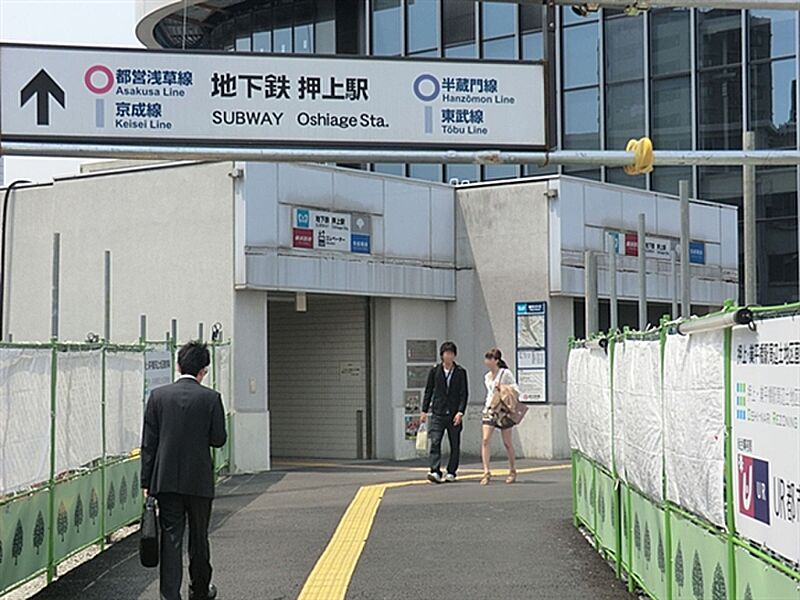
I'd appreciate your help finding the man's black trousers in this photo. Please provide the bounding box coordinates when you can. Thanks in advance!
[428,414,462,475]
[157,493,213,600]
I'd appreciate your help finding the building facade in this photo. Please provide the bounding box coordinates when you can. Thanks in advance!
[134,0,799,307]
[2,161,738,469]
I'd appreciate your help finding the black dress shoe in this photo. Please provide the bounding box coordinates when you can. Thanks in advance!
[189,584,217,600]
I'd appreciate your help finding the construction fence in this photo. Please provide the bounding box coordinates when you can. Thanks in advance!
[567,302,799,600]
[0,338,232,596]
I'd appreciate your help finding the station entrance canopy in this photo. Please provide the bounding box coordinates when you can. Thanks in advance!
[0,43,547,153]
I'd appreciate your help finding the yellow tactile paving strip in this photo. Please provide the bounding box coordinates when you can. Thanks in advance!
[297,463,570,600]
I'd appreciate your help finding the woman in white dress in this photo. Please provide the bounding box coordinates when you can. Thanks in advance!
[480,348,519,486]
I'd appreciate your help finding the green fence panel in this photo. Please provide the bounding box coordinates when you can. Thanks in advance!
[103,459,142,535]
[629,489,668,600]
[669,511,729,600]
[52,470,104,564]
[0,489,50,594]
[734,545,800,600]
[574,452,594,530]
[595,467,617,557]
[621,484,631,572]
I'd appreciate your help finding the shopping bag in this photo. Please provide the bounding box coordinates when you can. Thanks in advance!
[510,401,529,425]
[139,496,159,568]
[415,420,429,454]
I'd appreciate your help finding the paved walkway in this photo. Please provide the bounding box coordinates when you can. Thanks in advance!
[24,458,633,600]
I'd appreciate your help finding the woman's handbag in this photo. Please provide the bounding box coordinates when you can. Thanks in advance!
[415,420,429,454]
[139,496,159,568]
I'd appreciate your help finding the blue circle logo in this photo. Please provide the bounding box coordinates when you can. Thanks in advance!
[413,74,440,102]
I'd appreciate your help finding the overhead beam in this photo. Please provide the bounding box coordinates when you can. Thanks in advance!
[2,142,800,167]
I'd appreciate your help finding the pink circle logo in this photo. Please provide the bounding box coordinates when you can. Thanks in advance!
[84,65,113,94]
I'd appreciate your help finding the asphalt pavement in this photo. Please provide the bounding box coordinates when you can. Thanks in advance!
[22,458,633,600]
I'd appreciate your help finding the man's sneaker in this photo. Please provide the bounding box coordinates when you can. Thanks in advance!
[427,471,444,484]
[445,473,456,483]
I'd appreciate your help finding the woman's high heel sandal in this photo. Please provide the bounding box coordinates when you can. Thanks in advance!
[480,472,492,486]
[505,470,517,484]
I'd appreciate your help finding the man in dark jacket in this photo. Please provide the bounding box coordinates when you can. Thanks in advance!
[141,341,227,600]
[421,341,468,483]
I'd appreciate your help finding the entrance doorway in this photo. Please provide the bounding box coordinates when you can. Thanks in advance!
[268,294,371,459]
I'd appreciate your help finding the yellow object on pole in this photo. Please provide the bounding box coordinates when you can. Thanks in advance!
[624,137,655,175]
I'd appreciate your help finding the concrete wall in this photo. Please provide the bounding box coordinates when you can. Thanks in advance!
[372,297,447,460]
[450,179,569,459]
[3,162,235,343]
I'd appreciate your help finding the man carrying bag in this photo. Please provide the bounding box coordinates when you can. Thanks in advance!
[141,341,227,600]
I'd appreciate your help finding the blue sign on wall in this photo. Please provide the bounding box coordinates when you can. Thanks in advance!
[689,241,706,265]
[351,233,371,254]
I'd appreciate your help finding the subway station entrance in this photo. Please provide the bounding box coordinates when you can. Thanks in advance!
[268,294,372,460]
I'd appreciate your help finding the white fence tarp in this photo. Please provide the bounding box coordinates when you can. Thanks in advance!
[0,349,52,495]
[664,330,726,528]
[106,351,145,457]
[56,350,104,474]
[616,339,663,501]
[567,346,612,471]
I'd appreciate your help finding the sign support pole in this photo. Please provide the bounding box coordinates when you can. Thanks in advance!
[584,251,598,337]
[743,131,757,306]
[637,214,647,330]
[679,180,691,317]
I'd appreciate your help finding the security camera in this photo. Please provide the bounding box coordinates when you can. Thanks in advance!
[571,3,600,17]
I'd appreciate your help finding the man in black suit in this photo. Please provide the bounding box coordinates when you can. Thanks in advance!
[421,341,468,483]
[141,341,227,600]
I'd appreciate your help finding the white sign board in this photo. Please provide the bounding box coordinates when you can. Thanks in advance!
[0,44,547,150]
[292,207,372,254]
[144,350,172,398]
[731,315,800,564]
[516,301,548,403]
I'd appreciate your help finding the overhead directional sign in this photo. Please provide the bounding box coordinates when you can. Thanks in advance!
[0,43,547,150]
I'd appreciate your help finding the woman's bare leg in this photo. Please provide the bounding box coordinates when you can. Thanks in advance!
[481,424,494,474]
[501,428,516,472]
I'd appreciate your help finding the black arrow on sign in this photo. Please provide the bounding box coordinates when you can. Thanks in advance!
[20,69,65,126]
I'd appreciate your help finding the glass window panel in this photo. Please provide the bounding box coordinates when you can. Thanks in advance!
[605,15,643,83]
[445,43,476,58]
[698,67,743,149]
[482,2,515,39]
[563,167,601,181]
[446,164,479,183]
[484,165,519,181]
[522,32,543,60]
[315,16,336,55]
[650,9,691,76]
[651,75,692,149]
[274,5,293,53]
[410,49,439,57]
[482,36,515,59]
[750,58,797,149]
[235,35,252,52]
[373,163,405,176]
[407,0,438,54]
[293,1,314,54]
[252,8,272,52]
[606,168,646,189]
[761,218,798,304]
[749,11,796,61]
[606,81,645,150]
[523,163,558,177]
[651,166,693,195]
[444,0,475,50]
[563,23,599,88]
[563,6,598,25]
[521,5,543,33]
[697,9,742,68]
[373,0,402,56]
[698,166,742,206]
[409,163,442,182]
[563,88,600,148]
[756,166,798,219]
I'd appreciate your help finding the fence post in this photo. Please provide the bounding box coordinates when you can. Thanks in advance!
[608,234,618,332]
[100,339,108,550]
[584,251,598,337]
[723,308,737,600]
[679,180,691,317]
[743,131,756,306]
[139,314,147,345]
[46,233,60,583]
[103,251,111,342]
[637,213,647,330]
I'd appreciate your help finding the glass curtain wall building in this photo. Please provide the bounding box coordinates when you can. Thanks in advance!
[137,0,799,304]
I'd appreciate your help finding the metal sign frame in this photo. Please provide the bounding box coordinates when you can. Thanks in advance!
[0,42,551,152]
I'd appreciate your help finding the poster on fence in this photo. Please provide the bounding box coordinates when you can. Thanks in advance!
[731,315,800,564]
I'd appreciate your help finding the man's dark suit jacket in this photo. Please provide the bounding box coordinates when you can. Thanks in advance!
[140,377,227,499]
[422,363,469,417]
